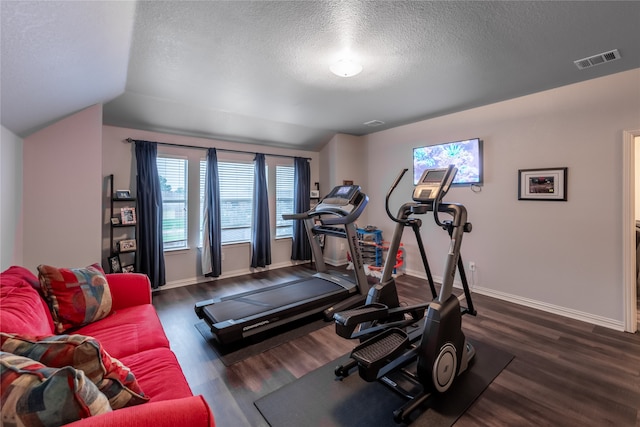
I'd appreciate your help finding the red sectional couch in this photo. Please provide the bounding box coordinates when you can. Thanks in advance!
[0,265,215,427]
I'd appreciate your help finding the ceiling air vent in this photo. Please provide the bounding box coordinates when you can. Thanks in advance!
[574,49,621,70]
[363,120,385,127]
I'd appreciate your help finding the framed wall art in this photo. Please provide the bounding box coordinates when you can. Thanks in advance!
[518,167,567,201]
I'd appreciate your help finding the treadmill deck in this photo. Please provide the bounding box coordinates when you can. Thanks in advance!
[204,276,348,322]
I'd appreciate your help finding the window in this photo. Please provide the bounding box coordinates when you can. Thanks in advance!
[199,160,206,246]
[275,165,294,238]
[157,156,188,250]
[219,161,255,244]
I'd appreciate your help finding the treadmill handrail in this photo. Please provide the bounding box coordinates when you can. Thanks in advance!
[282,212,307,220]
[282,192,368,226]
[283,206,352,221]
[322,193,368,225]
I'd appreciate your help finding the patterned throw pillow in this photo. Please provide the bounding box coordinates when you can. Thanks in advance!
[0,333,149,409]
[37,263,113,333]
[0,351,111,426]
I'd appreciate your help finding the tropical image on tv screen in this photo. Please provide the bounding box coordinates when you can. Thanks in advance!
[413,138,482,185]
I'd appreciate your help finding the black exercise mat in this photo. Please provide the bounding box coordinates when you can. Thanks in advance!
[195,317,330,366]
[254,339,513,427]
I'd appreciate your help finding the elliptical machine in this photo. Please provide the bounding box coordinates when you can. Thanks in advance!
[333,165,476,424]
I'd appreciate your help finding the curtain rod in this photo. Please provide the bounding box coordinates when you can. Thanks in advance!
[125,138,311,161]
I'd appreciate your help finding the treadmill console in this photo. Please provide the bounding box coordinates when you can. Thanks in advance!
[321,185,361,206]
[412,166,457,203]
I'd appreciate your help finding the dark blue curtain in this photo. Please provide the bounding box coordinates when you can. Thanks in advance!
[134,140,166,289]
[291,157,311,260]
[251,153,271,268]
[202,148,222,277]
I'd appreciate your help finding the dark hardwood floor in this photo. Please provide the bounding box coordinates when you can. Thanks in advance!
[152,265,640,427]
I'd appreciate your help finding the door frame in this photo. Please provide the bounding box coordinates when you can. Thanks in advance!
[622,129,640,332]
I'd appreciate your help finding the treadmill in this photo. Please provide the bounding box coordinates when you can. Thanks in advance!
[194,184,371,345]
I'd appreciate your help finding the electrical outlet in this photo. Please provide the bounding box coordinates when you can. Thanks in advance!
[222,252,225,261]
[469,261,476,271]
[340,243,345,251]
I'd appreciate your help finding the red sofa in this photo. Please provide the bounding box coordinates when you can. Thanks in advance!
[0,266,215,427]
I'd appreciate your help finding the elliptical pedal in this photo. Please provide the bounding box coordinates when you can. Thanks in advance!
[351,328,410,381]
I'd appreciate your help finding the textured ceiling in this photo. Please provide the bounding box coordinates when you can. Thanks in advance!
[2,1,639,150]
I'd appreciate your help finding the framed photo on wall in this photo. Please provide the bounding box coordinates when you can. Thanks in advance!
[518,167,568,201]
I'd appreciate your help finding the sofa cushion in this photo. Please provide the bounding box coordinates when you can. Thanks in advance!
[37,264,112,333]
[120,348,193,402]
[1,333,149,410]
[75,304,170,359]
[0,266,55,335]
[0,351,112,426]
[63,396,215,427]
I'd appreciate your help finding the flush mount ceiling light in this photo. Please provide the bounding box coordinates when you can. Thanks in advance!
[330,59,363,77]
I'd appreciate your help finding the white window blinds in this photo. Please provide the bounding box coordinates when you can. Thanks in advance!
[275,165,294,238]
[156,156,188,250]
[218,161,255,244]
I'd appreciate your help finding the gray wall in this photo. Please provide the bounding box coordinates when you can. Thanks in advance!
[1,125,23,270]
[22,105,103,271]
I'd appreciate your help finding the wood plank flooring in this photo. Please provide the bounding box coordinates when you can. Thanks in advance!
[152,265,640,427]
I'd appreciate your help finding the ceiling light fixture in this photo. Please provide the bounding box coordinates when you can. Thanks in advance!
[330,59,363,77]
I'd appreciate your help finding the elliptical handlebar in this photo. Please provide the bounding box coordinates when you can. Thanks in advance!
[385,168,409,224]
[432,165,457,228]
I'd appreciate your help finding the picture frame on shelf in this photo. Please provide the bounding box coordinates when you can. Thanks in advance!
[518,167,568,201]
[120,206,137,224]
[122,265,135,273]
[108,256,121,273]
[114,189,131,199]
[110,217,121,225]
[118,239,137,252]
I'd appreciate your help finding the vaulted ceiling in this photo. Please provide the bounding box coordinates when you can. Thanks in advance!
[2,1,639,151]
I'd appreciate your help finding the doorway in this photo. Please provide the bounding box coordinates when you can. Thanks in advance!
[622,130,640,332]
[635,134,640,332]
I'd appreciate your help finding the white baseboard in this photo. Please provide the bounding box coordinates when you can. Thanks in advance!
[475,286,625,331]
[405,268,625,332]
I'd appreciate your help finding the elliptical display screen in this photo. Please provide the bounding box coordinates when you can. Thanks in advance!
[413,167,457,203]
[421,170,447,183]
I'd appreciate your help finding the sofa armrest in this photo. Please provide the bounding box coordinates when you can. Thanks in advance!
[105,273,152,310]
[65,395,215,427]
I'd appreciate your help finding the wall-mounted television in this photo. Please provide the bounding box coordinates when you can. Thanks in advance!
[413,138,483,185]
